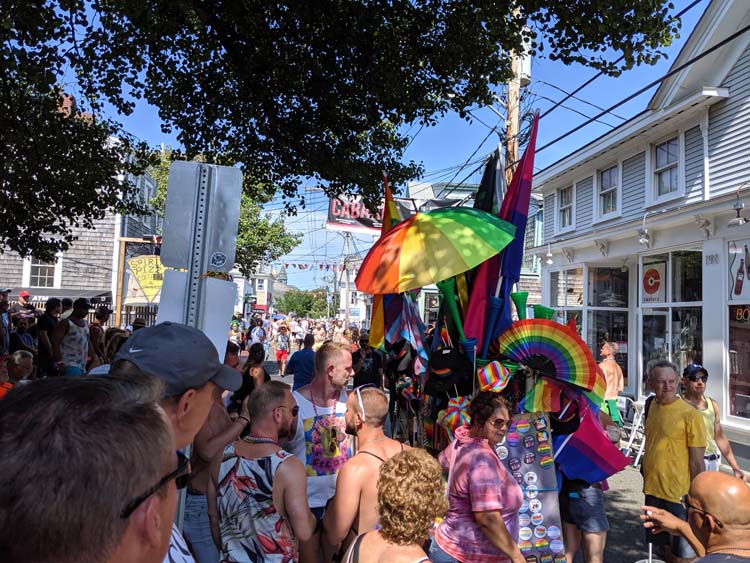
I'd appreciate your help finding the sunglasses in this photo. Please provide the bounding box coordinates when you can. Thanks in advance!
[354,383,378,419]
[687,374,708,382]
[680,494,723,528]
[121,451,190,519]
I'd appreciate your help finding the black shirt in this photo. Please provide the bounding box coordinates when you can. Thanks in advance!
[36,312,58,363]
[352,348,384,388]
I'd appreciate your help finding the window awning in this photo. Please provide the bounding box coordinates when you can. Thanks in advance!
[12,289,112,304]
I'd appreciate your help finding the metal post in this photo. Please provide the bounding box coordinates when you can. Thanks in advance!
[114,239,127,328]
[344,232,351,327]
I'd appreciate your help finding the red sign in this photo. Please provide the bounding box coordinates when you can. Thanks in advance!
[643,268,661,295]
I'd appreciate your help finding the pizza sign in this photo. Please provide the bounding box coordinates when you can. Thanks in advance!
[642,263,665,303]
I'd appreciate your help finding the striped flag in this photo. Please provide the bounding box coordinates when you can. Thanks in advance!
[369,174,402,350]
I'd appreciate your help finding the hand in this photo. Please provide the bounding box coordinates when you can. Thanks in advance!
[733,468,748,482]
[640,505,685,535]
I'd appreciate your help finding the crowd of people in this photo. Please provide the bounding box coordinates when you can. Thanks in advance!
[1,291,749,563]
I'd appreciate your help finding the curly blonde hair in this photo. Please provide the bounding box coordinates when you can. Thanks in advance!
[377,448,448,545]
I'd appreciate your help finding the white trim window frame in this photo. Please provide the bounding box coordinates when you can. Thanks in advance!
[555,184,576,235]
[22,255,63,289]
[592,162,622,222]
[645,132,686,207]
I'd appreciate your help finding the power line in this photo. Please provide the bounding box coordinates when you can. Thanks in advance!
[539,0,705,120]
[536,20,750,154]
[536,81,627,121]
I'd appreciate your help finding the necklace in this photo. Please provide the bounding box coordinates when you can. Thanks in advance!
[310,388,343,454]
[242,435,280,447]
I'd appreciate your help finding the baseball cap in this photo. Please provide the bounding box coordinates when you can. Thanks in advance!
[683,364,708,379]
[73,297,91,310]
[0,288,11,294]
[114,322,242,395]
[95,306,114,316]
[18,291,30,298]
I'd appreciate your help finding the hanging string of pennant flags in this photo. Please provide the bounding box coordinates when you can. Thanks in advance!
[282,262,359,271]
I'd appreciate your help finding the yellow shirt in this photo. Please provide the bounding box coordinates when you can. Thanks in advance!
[643,397,707,502]
[696,396,719,456]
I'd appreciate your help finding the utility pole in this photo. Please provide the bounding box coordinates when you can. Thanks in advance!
[344,232,351,327]
[505,53,522,185]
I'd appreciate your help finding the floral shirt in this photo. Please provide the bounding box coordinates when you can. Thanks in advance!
[287,390,350,508]
[217,445,298,563]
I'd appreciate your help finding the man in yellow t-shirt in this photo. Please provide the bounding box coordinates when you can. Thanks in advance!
[643,360,706,563]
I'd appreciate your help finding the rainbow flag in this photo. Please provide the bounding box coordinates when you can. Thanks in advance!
[369,175,401,350]
[553,400,629,484]
[520,377,564,413]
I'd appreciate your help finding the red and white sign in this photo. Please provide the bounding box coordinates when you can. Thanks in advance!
[642,263,665,303]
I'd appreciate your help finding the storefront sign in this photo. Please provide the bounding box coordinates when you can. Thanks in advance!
[728,240,750,301]
[642,263,665,303]
[127,255,166,303]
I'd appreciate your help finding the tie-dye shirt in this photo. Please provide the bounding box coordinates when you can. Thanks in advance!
[435,425,523,563]
[288,389,351,508]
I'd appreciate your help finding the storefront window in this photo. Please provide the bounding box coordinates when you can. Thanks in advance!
[588,267,628,307]
[550,268,583,308]
[728,305,750,419]
[588,309,629,386]
[672,250,702,302]
[640,249,703,395]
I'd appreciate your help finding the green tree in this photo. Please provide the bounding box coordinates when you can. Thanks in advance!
[150,149,301,276]
[3,1,680,257]
[275,289,331,319]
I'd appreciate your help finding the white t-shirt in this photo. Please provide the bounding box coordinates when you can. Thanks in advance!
[288,389,351,508]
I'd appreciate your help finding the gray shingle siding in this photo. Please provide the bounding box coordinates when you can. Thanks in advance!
[684,125,705,204]
[621,152,646,224]
[709,44,750,197]
[60,215,116,291]
[576,176,594,230]
[543,193,555,244]
[0,250,25,287]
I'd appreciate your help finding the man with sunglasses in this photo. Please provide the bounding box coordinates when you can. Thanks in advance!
[322,384,408,558]
[641,471,750,561]
[681,364,747,481]
[0,375,180,563]
[208,381,317,562]
[111,322,243,563]
[642,360,707,563]
[352,333,384,389]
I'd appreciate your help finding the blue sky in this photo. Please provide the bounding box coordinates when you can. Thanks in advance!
[109,0,708,290]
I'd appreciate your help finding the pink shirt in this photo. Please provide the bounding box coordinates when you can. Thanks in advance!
[435,425,523,563]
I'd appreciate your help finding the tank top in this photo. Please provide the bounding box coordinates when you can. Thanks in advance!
[698,397,719,455]
[217,445,297,562]
[61,319,89,370]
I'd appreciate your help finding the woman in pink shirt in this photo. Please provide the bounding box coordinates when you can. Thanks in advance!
[431,392,525,563]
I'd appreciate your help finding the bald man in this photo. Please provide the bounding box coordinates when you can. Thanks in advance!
[322,386,409,559]
[641,471,750,562]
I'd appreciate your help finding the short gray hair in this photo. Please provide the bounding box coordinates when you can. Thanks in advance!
[648,359,678,379]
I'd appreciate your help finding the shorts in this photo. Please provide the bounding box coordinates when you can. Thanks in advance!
[643,495,697,559]
[275,349,289,361]
[63,365,86,376]
[559,483,609,533]
[602,399,623,426]
[704,453,720,472]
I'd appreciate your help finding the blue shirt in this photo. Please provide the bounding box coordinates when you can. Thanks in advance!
[287,348,314,390]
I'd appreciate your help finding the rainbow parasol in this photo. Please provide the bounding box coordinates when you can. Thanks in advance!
[495,319,598,391]
[355,207,516,295]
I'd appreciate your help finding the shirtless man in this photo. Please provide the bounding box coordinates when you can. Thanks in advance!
[641,471,750,561]
[323,385,409,558]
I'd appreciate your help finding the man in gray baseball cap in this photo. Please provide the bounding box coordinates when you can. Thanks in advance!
[111,321,243,563]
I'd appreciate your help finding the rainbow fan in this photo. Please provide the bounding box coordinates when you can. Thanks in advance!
[495,319,598,391]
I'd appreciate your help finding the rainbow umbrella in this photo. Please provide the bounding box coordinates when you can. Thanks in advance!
[355,207,515,295]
